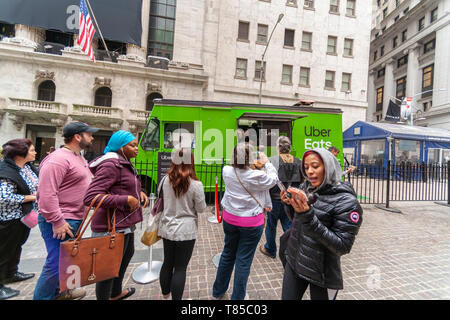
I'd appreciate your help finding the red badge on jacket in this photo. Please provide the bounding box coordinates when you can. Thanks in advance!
[350,211,360,223]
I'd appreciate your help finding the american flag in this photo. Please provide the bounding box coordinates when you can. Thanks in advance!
[77,0,96,62]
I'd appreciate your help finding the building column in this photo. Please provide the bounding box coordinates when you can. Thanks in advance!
[367,70,376,121]
[382,58,395,118]
[14,24,45,44]
[406,44,421,98]
[141,0,150,55]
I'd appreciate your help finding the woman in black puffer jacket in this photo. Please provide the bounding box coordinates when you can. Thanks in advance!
[280,148,363,300]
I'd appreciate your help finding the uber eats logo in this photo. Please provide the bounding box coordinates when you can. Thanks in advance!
[304,126,333,149]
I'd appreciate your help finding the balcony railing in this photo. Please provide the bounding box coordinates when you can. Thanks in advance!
[8,98,67,114]
[72,104,123,118]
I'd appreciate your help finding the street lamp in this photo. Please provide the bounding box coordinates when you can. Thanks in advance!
[258,13,284,104]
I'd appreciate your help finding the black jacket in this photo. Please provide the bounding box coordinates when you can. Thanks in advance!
[269,155,303,201]
[285,181,363,290]
[0,158,39,217]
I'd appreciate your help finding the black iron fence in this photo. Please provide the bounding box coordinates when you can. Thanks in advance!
[28,158,449,206]
[343,161,449,206]
[133,160,225,205]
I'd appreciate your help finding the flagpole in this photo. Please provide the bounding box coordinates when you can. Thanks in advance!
[85,0,112,60]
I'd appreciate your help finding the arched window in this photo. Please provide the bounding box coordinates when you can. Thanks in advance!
[37,80,56,101]
[94,87,112,107]
[146,92,163,111]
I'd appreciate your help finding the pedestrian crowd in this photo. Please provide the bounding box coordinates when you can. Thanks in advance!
[0,121,363,301]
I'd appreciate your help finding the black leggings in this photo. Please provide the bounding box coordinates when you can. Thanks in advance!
[96,232,135,300]
[281,262,329,300]
[159,238,195,300]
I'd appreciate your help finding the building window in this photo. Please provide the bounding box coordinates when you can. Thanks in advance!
[380,45,384,57]
[327,36,337,55]
[301,32,312,51]
[235,58,247,79]
[418,17,425,31]
[299,67,310,86]
[330,0,339,14]
[393,36,398,48]
[344,38,353,56]
[148,0,176,60]
[45,30,74,47]
[284,29,295,47]
[286,0,297,6]
[395,0,400,8]
[94,87,112,107]
[341,73,351,92]
[346,0,355,16]
[325,70,335,89]
[422,64,434,98]
[37,81,56,102]
[397,54,408,68]
[146,92,163,111]
[402,29,407,42]
[0,23,15,38]
[394,15,400,22]
[257,24,268,43]
[431,7,438,23]
[281,65,293,84]
[376,87,383,112]
[377,68,385,78]
[382,8,387,19]
[238,21,250,41]
[373,50,377,61]
[254,60,266,81]
[424,38,436,54]
[403,7,409,14]
[396,77,406,100]
[304,0,314,9]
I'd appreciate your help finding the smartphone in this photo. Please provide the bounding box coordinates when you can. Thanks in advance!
[277,180,291,198]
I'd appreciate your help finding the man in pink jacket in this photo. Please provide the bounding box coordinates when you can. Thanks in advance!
[33,122,97,300]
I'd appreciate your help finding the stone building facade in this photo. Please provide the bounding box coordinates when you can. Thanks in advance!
[368,0,450,130]
[0,0,372,159]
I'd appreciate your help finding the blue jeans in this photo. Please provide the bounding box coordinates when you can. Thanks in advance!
[264,200,292,257]
[212,220,264,300]
[33,215,82,300]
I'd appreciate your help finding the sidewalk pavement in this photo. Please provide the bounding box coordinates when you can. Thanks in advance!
[7,201,450,300]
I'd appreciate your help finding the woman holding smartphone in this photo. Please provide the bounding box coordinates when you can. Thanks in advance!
[280,148,363,300]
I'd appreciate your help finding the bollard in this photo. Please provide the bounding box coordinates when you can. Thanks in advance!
[132,193,163,284]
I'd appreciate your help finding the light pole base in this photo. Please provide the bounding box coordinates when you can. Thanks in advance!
[208,216,220,224]
[132,261,163,284]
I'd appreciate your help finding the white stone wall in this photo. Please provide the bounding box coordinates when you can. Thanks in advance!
[368,0,450,129]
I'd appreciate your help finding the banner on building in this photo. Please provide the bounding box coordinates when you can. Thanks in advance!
[400,97,413,120]
[385,100,400,122]
[0,0,142,46]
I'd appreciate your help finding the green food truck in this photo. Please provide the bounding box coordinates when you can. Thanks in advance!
[135,99,343,195]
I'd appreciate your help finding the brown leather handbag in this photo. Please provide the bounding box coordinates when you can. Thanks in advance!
[59,194,125,293]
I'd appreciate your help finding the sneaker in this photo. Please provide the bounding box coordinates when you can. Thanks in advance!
[212,293,229,300]
[55,288,86,300]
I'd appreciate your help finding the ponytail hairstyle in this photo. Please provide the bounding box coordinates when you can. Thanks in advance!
[167,148,198,198]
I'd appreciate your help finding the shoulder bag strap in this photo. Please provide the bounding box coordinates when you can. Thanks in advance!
[73,194,109,241]
[157,174,167,199]
[234,168,263,209]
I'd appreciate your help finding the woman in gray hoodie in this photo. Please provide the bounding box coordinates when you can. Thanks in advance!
[280,148,363,300]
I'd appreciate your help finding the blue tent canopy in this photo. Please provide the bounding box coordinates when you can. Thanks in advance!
[344,121,450,147]
[343,121,450,166]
